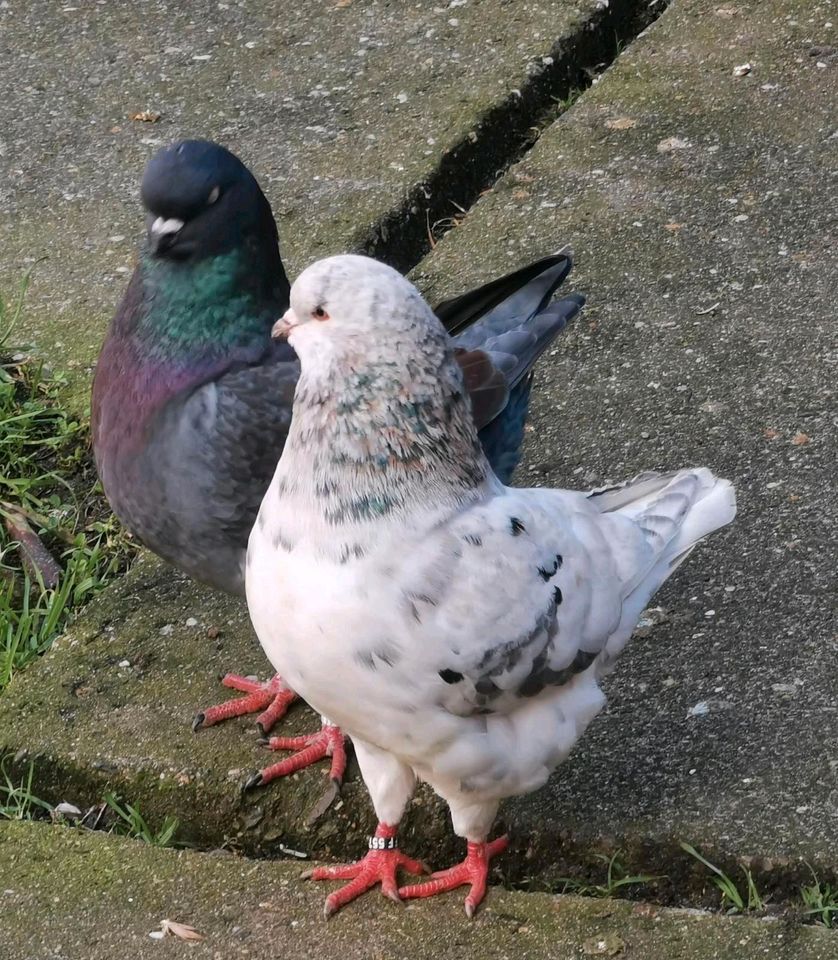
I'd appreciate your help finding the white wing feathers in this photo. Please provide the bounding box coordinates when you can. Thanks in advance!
[591,468,736,664]
[385,468,735,717]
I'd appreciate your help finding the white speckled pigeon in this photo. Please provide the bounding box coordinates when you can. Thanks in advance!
[91,140,585,795]
[246,254,736,916]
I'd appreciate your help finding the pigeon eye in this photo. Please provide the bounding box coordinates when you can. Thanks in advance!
[207,186,221,205]
[312,306,329,321]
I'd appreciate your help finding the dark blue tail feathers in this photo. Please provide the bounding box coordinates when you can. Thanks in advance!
[442,252,586,482]
[477,376,534,484]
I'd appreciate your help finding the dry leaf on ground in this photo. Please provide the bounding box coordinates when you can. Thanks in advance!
[149,919,206,942]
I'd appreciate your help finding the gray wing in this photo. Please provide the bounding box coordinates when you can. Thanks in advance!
[392,488,625,719]
[445,253,584,391]
[140,349,299,594]
[444,255,584,482]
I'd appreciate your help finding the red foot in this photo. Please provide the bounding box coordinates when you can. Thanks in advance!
[304,823,427,916]
[245,723,347,791]
[192,673,297,735]
[399,835,509,917]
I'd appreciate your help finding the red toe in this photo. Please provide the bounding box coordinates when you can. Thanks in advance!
[399,835,508,917]
[193,673,298,730]
[305,823,426,916]
[252,723,347,788]
[255,685,298,735]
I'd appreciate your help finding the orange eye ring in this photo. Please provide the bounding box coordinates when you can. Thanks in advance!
[313,306,329,321]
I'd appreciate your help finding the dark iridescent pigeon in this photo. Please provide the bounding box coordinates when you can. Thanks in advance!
[91,139,585,793]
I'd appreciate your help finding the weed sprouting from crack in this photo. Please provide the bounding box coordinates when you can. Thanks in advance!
[800,864,838,929]
[680,841,766,914]
[102,792,184,848]
[0,758,54,820]
[556,850,664,899]
[0,756,184,850]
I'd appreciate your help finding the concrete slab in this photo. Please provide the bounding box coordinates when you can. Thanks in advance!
[413,0,838,881]
[1,0,836,908]
[3,821,835,960]
[0,0,648,370]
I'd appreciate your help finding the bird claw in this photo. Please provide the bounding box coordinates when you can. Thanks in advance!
[242,771,264,793]
[398,835,508,918]
[384,887,405,906]
[247,724,347,790]
[307,845,426,917]
[192,673,297,733]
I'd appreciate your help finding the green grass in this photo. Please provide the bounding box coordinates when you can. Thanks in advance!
[680,841,765,914]
[556,850,663,898]
[801,865,838,928]
[103,792,182,847]
[0,758,182,849]
[552,86,583,113]
[0,758,54,820]
[0,275,136,691]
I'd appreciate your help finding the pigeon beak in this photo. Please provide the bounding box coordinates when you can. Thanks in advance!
[272,309,301,340]
[148,216,185,255]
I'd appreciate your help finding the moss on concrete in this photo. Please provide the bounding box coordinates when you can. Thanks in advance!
[3,821,836,960]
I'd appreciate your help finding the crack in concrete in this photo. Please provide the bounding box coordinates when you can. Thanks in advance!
[358,0,673,274]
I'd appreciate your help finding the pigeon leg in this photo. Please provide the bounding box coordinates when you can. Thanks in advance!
[245,722,347,791]
[399,835,509,917]
[192,673,298,735]
[303,823,428,917]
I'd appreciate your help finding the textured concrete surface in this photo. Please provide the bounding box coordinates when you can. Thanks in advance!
[0,0,645,371]
[3,821,836,960]
[416,0,838,879]
[1,0,836,914]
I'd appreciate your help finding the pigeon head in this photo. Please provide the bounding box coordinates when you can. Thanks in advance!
[141,139,279,263]
[274,254,447,367]
[273,256,490,524]
[274,254,487,491]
